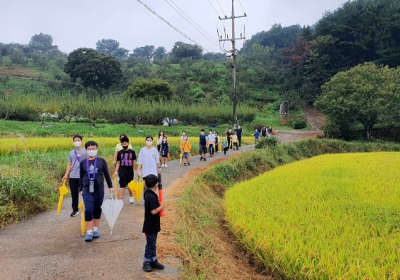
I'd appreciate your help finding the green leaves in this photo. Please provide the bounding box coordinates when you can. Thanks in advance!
[64,48,122,90]
[315,62,400,139]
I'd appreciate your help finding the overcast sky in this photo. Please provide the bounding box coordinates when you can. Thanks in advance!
[0,0,349,54]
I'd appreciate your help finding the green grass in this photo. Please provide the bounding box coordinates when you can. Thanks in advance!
[249,108,310,130]
[0,119,253,138]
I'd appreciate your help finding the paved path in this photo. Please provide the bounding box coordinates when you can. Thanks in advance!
[0,145,254,280]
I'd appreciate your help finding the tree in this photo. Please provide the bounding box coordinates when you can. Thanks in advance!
[29,33,59,54]
[315,62,400,139]
[125,79,175,101]
[170,42,203,62]
[64,48,122,90]
[96,39,128,59]
[130,45,155,62]
[153,46,167,64]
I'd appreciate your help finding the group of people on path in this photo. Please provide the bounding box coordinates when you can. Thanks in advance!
[61,126,246,272]
[62,134,164,273]
[253,125,274,144]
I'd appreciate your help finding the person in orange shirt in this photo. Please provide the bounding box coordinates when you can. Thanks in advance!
[179,134,192,166]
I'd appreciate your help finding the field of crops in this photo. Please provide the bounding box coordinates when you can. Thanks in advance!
[224,152,400,279]
[0,136,253,227]
[0,136,254,155]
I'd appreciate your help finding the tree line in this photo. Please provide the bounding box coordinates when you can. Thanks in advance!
[1,0,400,136]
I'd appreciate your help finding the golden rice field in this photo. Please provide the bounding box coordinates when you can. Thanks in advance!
[224,152,400,279]
[0,137,183,155]
[0,136,254,155]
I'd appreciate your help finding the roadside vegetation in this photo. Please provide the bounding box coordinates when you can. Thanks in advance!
[176,138,400,279]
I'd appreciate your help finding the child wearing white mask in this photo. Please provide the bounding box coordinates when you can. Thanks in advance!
[136,136,162,203]
[62,134,87,217]
[80,141,114,242]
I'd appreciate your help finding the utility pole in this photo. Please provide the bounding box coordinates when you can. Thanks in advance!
[218,0,246,128]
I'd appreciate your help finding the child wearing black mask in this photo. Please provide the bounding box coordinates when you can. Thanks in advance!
[114,137,137,204]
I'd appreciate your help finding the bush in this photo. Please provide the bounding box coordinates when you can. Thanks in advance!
[255,136,279,148]
[292,118,307,129]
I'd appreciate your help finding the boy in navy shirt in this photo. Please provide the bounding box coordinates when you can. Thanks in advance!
[142,174,164,272]
[80,141,114,242]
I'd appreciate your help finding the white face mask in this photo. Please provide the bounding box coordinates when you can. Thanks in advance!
[146,141,153,147]
[73,141,81,148]
[87,150,98,157]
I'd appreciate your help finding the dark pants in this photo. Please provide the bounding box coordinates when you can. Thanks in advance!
[69,178,80,212]
[144,233,158,262]
[82,189,104,221]
[208,144,214,155]
[238,136,242,147]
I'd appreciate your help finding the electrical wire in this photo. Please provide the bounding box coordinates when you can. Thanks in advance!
[137,0,209,52]
[166,0,219,47]
[215,0,226,16]
[207,0,220,17]
[240,2,269,21]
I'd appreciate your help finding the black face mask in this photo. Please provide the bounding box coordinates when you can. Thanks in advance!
[122,146,129,150]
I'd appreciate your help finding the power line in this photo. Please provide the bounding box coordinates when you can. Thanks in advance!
[215,0,226,16]
[137,0,209,52]
[207,0,220,17]
[166,0,219,47]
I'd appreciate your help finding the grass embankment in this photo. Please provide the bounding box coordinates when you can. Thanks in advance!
[176,139,400,279]
[226,153,400,279]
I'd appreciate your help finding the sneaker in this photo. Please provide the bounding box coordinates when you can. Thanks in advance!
[143,261,152,272]
[161,164,165,168]
[70,211,79,217]
[129,197,135,204]
[150,260,165,270]
[203,158,206,161]
[92,230,100,239]
[200,157,203,161]
[184,163,186,166]
[164,164,168,168]
[187,162,190,166]
[85,232,93,242]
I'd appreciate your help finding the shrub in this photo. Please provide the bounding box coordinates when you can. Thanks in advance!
[292,118,307,129]
[255,136,279,148]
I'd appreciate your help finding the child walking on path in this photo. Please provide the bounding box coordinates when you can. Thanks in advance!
[199,129,208,161]
[180,134,192,166]
[113,134,132,166]
[137,136,162,203]
[114,137,136,204]
[161,135,169,168]
[222,137,228,155]
[231,131,239,150]
[208,130,215,157]
[63,134,87,217]
[80,141,114,242]
[142,174,165,273]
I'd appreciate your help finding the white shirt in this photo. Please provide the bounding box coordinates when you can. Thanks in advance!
[137,147,159,177]
[208,134,216,144]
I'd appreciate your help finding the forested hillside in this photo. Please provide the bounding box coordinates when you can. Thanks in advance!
[1,0,399,135]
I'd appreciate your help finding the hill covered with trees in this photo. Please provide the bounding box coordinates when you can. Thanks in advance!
[1,0,400,138]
